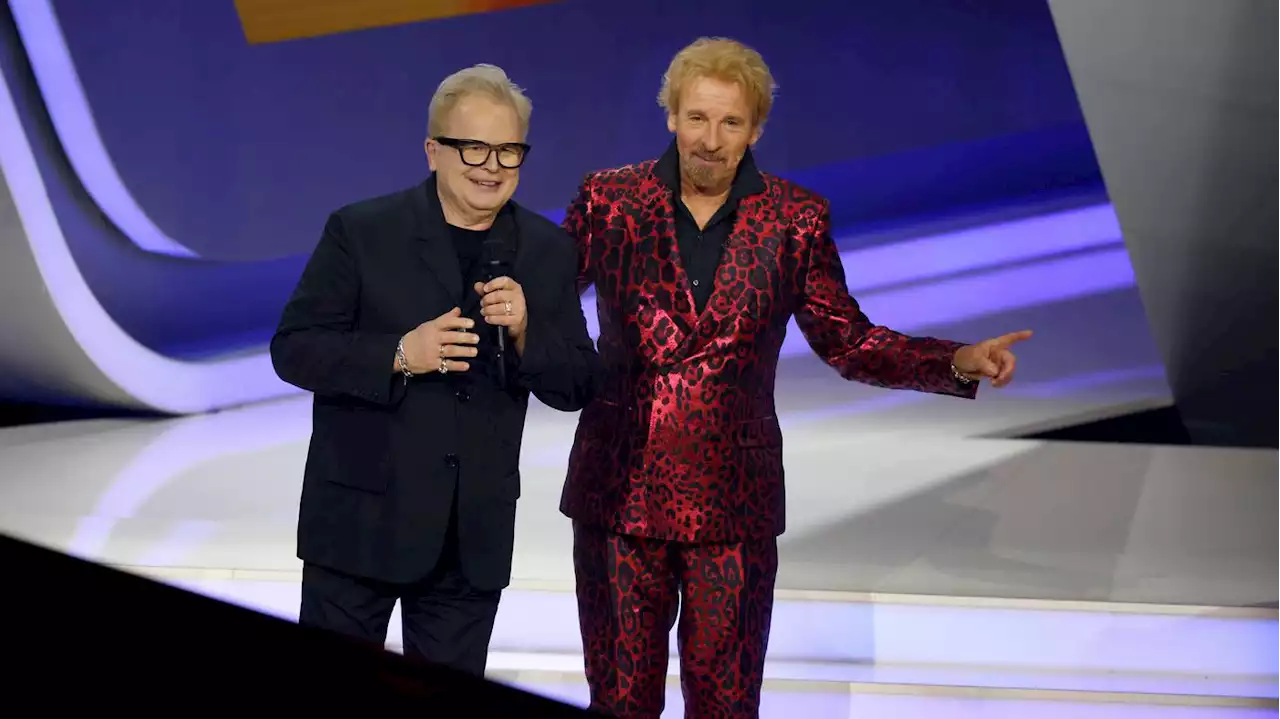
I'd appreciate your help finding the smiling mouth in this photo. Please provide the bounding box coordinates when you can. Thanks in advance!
[470,178,501,190]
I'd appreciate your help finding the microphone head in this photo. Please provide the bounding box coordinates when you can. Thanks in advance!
[481,235,513,278]
[481,236,513,270]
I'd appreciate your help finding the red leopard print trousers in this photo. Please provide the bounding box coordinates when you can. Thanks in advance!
[571,521,779,719]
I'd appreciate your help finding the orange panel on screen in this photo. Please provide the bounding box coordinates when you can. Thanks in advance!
[234,0,558,44]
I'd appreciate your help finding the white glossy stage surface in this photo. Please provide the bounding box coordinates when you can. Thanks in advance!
[0,366,1275,717]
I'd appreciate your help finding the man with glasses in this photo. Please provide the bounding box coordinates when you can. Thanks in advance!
[271,64,598,674]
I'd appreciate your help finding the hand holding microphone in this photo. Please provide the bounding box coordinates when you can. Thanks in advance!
[475,277,528,348]
[478,236,523,387]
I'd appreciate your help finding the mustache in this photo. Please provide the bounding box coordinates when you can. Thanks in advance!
[691,149,725,163]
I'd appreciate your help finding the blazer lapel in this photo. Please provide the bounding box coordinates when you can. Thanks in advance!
[637,172,698,353]
[677,191,779,359]
[632,146,776,362]
[411,175,463,304]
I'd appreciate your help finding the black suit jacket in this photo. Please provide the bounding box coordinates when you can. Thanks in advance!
[271,177,599,589]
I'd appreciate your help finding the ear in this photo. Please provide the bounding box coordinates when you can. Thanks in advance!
[749,124,764,146]
[666,112,677,134]
[424,139,438,172]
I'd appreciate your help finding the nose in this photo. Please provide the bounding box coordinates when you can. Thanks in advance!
[702,128,723,154]
[481,149,501,172]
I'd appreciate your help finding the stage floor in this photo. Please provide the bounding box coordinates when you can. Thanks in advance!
[0,263,1273,714]
[1,394,1268,606]
[0,363,1274,715]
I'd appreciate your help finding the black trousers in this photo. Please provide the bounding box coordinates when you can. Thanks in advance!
[298,499,502,675]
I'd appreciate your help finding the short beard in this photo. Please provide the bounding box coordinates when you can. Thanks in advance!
[682,150,729,192]
[685,162,717,189]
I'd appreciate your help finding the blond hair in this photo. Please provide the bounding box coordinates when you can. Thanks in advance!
[427,64,532,139]
[658,37,776,127]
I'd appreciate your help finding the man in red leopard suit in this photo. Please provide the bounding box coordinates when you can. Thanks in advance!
[559,37,1033,719]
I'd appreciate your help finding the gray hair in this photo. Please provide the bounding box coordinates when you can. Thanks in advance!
[427,64,532,139]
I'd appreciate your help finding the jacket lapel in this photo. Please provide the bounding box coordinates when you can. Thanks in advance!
[677,191,778,359]
[636,171,698,356]
[410,175,463,304]
[630,145,776,362]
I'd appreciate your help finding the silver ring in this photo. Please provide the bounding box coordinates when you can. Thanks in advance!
[504,301,513,316]
[438,343,446,357]
[438,358,448,374]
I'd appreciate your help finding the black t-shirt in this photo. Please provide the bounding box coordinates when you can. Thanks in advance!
[449,224,489,286]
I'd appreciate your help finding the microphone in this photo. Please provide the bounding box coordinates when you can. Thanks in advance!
[481,236,513,387]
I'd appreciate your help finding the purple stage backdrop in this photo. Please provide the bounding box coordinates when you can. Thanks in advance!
[0,0,1167,414]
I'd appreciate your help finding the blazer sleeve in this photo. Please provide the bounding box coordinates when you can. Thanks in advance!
[561,174,595,295]
[510,228,601,412]
[794,199,977,399]
[270,213,407,406]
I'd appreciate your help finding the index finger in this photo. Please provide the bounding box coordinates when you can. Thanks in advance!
[432,311,475,330]
[995,329,1033,346]
[482,276,516,294]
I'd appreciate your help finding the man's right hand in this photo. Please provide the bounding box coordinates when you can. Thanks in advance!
[398,308,480,374]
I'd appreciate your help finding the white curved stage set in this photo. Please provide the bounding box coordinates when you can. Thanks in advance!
[0,4,1275,716]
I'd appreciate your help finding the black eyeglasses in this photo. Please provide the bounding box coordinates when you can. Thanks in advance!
[434,137,531,169]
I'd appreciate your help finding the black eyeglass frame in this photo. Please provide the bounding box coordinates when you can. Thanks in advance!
[433,136,531,169]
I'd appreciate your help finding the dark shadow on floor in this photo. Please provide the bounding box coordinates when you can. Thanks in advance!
[1019,405,1192,445]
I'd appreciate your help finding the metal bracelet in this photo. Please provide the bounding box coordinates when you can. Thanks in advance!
[396,337,413,384]
[951,362,975,384]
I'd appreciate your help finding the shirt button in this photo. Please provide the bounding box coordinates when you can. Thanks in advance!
[692,279,700,286]
[444,453,459,468]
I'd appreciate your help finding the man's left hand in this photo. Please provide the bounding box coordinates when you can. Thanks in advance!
[953,330,1033,388]
[476,277,528,353]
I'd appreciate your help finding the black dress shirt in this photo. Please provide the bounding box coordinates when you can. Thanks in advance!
[654,140,767,314]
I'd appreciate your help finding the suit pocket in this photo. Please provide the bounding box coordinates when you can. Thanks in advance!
[733,415,783,448]
[731,416,784,508]
[568,400,631,482]
[313,406,390,493]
